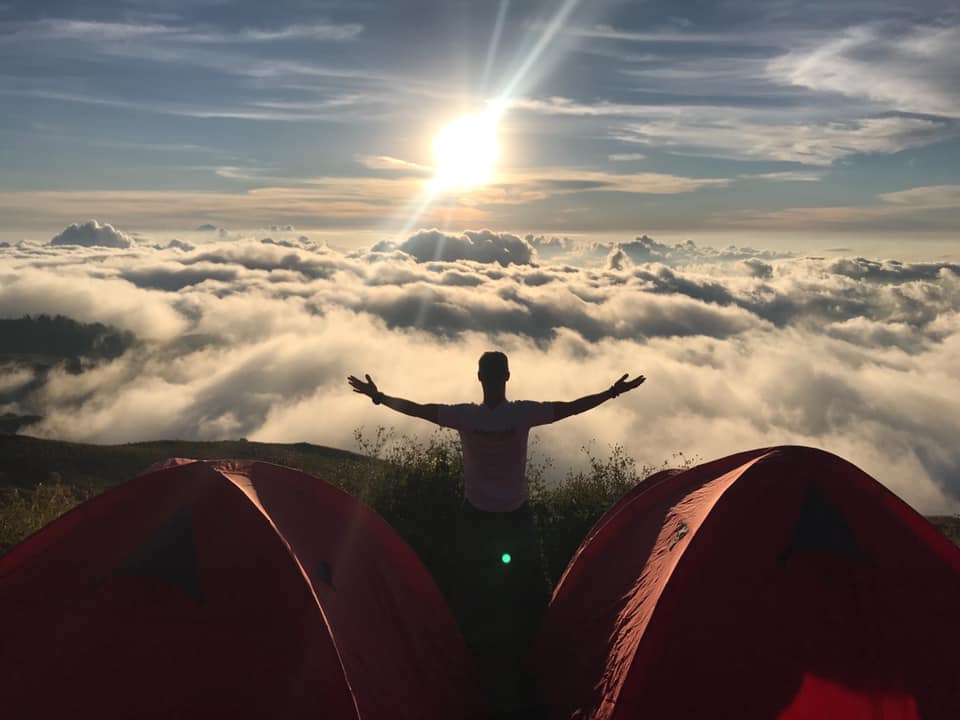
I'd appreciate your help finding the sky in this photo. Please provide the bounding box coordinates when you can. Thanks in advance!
[0,1,959,514]
[0,0,958,251]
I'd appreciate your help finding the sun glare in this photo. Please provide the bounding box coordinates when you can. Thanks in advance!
[431,113,500,191]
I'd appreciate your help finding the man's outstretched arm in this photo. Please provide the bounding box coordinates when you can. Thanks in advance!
[551,373,646,422]
[347,373,440,424]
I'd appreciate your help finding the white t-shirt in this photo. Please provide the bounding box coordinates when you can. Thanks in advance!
[437,400,556,512]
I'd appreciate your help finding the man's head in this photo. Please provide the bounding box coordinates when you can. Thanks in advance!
[478,351,509,385]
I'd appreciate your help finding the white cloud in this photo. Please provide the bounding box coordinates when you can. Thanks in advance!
[373,229,535,266]
[721,183,960,229]
[609,235,791,266]
[0,17,385,109]
[516,95,954,166]
[0,268,187,340]
[455,170,732,209]
[769,23,960,117]
[616,115,951,166]
[50,220,133,248]
[877,185,960,209]
[0,184,486,231]
[526,234,791,268]
[741,171,823,182]
[0,165,736,233]
[14,19,363,45]
[1,232,959,515]
[355,155,432,174]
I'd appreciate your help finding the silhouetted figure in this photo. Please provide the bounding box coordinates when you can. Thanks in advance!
[348,352,645,717]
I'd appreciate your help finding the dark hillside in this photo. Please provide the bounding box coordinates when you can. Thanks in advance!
[0,314,134,362]
[0,434,368,491]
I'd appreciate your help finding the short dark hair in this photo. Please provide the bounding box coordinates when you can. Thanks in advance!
[478,351,509,381]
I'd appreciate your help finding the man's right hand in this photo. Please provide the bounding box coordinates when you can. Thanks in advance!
[348,373,379,400]
[347,374,439,423]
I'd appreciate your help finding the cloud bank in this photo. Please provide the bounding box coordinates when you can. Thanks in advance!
[1,222,958,515]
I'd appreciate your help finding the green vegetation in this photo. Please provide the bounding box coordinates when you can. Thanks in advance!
[0,482,94,553]
[931,515,960,546]
[0,434,371,555]
[2,432,959,592]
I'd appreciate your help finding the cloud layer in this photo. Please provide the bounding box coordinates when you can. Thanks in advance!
[1,222,958,515]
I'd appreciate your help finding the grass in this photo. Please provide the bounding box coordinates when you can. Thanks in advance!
[2,431,958,588]
[0,433,374,555]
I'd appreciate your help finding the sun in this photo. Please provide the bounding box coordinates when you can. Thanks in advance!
[431,113,500,191]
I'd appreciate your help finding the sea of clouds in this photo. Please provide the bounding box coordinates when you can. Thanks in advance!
[1,220,959,514]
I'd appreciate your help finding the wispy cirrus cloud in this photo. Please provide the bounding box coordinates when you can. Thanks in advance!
[0,185,484,230]
[720,184,960,230]
[355,155,433,174]
[877,185,960,209]
[0,88,377,122]
[740,171,823,182]
[769,22,960,118]
[8,19,364,44]
[566,24,748,44]
[615,114,952,166]
[513,96,955,165]
[0,16,386,121]
[0,161,735,231]
[459,169,732,206]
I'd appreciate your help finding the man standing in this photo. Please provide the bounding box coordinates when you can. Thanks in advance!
[348,352,645,715]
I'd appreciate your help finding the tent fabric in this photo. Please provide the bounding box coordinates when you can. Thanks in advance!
[532,445,960,720]
[0,459,485,719]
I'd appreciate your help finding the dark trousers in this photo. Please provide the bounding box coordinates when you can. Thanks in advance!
[451,500,551,716]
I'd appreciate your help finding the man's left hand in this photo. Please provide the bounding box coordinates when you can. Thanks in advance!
[610,373,645,397]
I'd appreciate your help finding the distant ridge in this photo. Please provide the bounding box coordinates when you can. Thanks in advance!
[0,435,367,492]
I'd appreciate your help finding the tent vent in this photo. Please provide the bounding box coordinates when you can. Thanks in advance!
[119,508,204,602]
[315,560,335,588]
[779,483,863,566]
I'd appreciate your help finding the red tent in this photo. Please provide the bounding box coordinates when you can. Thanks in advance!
[532,446,960,720]
[1,459,485,719]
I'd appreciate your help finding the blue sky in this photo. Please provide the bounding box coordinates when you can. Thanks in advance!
[1,0,958,249]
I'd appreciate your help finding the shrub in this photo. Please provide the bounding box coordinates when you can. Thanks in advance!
[529,442,696,582]
[0,482,91,554]
[350,427,691,589]
[351,426,466,600]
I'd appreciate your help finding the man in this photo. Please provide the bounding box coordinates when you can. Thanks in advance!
[347,352,645,715]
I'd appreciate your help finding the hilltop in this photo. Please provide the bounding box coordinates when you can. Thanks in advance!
[0,434,368,492]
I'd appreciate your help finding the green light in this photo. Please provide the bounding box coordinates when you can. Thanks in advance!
[501,553,512,565]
